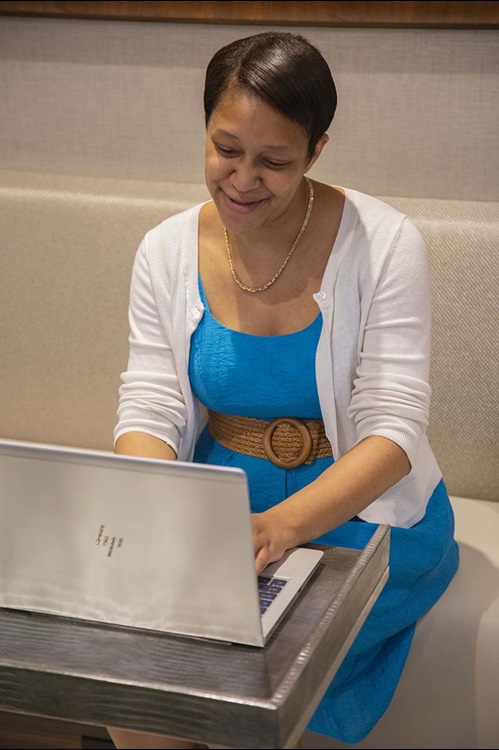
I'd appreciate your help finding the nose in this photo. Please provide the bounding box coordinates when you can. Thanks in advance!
[230,159,261,193]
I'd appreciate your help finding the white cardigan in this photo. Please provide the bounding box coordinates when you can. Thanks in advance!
[115,188,442,528]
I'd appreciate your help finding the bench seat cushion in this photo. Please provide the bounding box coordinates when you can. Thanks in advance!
[304,495,499,748]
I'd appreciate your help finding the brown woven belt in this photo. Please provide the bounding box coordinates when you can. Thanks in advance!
[207,410,333,469]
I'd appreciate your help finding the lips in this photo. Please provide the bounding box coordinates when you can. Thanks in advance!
[222,190,267,215]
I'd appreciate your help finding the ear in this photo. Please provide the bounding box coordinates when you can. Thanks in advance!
[304,134,329,173]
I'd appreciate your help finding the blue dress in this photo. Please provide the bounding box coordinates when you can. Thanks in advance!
[189,277,459,744]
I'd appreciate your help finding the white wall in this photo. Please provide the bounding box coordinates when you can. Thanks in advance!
[1,15,498,200]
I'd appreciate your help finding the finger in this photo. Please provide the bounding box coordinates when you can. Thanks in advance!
[254,547,269,575]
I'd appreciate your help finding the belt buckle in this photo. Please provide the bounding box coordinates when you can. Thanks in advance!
[263,417,313,469]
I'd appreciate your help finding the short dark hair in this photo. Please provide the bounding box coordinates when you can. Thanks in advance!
[204,31,337,160]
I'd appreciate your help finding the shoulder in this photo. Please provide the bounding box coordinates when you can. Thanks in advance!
[342,187,407,227]
[130,202,208,297]
[143,202,207,254]
[136,202,209,284]
[338,187,426,255]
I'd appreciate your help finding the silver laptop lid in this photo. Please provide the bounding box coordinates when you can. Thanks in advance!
[0,439,265,647]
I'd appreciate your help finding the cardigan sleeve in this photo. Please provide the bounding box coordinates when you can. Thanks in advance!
[348,217,432,467]
[113,237,187,453]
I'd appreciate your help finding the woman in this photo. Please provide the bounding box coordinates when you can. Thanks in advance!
[109,31,459,749]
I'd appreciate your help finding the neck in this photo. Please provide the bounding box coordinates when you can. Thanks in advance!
[224,178,314,294]
[228,178,312,256]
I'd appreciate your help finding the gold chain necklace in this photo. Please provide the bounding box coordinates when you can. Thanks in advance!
[224,177,314,294]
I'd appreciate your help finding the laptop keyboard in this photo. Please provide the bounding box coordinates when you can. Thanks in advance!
[258,575,288,615]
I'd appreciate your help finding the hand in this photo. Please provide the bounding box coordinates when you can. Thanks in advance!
[251,509,290,575]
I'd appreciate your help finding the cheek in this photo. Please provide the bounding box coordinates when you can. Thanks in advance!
[266,174,299,200]
[205,152,230,182]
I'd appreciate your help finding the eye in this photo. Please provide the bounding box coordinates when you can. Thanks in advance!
[263,159,290,170]
[215,144,238,158]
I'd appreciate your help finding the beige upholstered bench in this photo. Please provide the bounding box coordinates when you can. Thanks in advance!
[1,169,498,748]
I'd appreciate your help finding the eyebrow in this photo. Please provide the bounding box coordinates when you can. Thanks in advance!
[213,129,292,152]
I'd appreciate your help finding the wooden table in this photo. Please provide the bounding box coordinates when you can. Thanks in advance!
[0,526,390,749]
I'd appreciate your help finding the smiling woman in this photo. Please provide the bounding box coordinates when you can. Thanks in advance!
[198,36,342,335]
[202,91,330,302]
[110,30,459,750]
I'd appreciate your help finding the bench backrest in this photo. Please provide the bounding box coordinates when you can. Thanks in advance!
[1,170,498,501]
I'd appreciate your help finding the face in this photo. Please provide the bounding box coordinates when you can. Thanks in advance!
[205,87,326,235]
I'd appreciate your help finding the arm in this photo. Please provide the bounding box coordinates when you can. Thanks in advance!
[253,216,430,573]
[114,237,187,459]
[115,431,177,460]
[253,435,409,573]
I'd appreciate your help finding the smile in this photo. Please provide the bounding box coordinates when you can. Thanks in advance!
[222,191,267,214]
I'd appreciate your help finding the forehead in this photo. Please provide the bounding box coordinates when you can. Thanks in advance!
[208,88,308,153]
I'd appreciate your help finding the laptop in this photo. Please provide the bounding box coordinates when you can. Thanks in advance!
[0,438,323,647]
